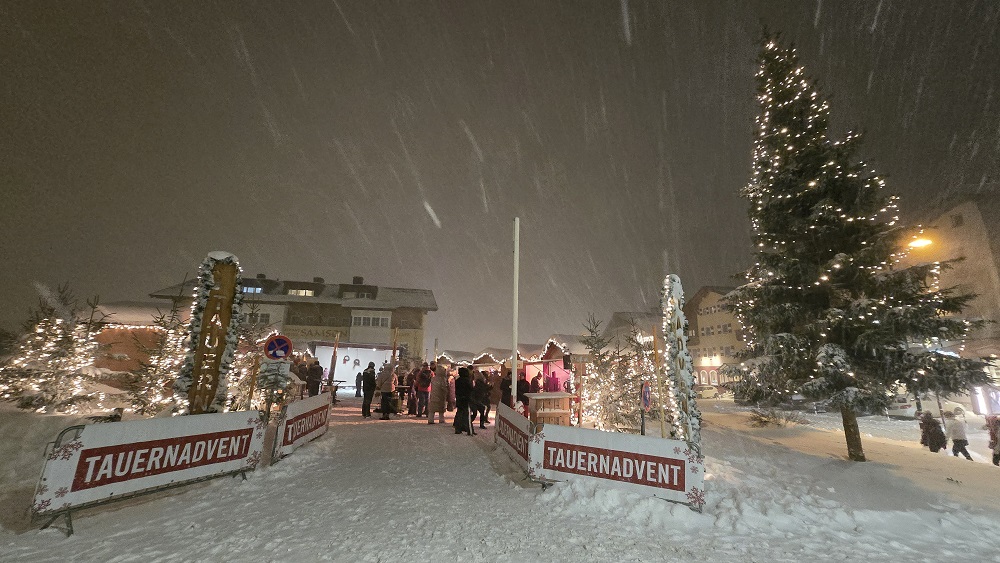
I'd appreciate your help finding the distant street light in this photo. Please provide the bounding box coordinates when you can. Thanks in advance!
[908,238,933,248]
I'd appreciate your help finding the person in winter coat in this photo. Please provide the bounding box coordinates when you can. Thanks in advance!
[530,373,542,394]
[375,365,397,420]
[500,370,512,407]
[361,362,377,418]
[470,371,492,428]
[405,367,419,415]
[447,372,457,412]
[416,362,433,417]
[355,371,363,397]
[944,411,973,460]
[453,367,475,435]
[918,411,947,453]
[306,360,324,397]
[516,372,530,406]
[428,363,449,424]
[986,415,1000,466]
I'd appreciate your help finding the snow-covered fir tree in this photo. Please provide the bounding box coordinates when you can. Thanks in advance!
[727,34,989,461]
[227,302,275,412]
[661,274,700,453]
[124,305,188,415]
[0,284,106,413]
[579,314,664,432]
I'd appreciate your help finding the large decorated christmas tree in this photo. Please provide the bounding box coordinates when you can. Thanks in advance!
[728,33,989,461]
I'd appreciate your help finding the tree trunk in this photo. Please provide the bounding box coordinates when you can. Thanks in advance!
[841,406,867,461]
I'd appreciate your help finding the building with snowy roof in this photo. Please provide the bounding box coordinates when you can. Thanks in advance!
[150,275,437,359]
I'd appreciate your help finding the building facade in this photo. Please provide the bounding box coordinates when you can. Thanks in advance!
[682,286,744,385]
[905,191,1000,362]
[150,275,437,358]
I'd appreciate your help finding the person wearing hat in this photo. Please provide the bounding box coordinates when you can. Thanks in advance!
[361,362,377,418]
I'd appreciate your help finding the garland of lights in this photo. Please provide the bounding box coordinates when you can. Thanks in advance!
[173,252,244,414]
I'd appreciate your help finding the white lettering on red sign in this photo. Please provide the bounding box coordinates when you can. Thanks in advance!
[72,428,253,491]
[283,404,330,445]
[496,414,529,461]
[543,441,685,491]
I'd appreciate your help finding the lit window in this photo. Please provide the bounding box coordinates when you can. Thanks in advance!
[244,287,262,294]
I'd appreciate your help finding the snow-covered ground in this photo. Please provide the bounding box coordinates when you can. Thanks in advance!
[3,395,1000,562]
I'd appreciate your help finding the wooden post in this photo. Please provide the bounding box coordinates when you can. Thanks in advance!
[653,324,668,438]
[189,261,238,414]
[329,332,341,384]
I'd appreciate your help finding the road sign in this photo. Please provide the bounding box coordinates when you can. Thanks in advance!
[264,334,294,360]
[641,381,652,413]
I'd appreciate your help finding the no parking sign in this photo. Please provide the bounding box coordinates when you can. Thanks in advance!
[264,334,294,360]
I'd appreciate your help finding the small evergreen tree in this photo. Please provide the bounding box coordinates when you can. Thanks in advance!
[227,302,274,411]
[579,314,660,432]
[125,305,188,415]
[728,34,989,461]
[0,284,106,413]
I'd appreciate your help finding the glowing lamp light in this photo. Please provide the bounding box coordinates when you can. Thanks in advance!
[908,238,933,248]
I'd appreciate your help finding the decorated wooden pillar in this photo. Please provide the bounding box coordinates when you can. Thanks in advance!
[175,252,244,415]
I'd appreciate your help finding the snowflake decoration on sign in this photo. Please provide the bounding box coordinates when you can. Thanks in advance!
[689,465,701,474]
[673,447,682,455]
[533,461,543,471]
[33,499,51,513]
[686,487,706,508]
[249,417,265,431]
[246,450,262,470]
[55,486,69,498]
[687,452,703,465]
[36,484,48,496]
[531,432,545,445]
[48,440,83,461]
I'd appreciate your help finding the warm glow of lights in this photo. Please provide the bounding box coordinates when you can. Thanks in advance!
[908,238,932,248]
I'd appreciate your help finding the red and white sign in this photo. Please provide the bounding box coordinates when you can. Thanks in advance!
[528,424,705,506]
[33,412,266,516]
[273,392,331,459]
[495,403,532,469]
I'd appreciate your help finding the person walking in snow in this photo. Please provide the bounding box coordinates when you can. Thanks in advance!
[361,362,377,418]
[355,371,363,397]
[918,411,947,453]
[375,364,397,420]
[428,362,448,424]
[944,411,973,460]
[453,367,475,435]
[986,415,1000,466]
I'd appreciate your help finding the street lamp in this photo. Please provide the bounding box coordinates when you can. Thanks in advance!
[908,238,933,248]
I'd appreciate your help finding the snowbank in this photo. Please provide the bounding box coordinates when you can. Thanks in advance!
[2,396,999,562]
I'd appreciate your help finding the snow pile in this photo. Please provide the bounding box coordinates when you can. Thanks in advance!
[3,395,1000,562]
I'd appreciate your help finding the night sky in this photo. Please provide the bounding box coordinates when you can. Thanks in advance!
[1,1,998,352]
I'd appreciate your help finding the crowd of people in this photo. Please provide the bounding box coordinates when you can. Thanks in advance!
[350,359,527,435]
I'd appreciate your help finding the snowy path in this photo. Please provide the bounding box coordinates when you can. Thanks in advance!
[4,396,1000,562]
